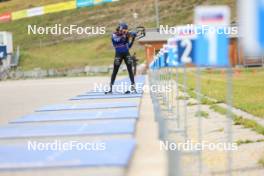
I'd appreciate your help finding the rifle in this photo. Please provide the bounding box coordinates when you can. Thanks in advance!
[128,26,146,40]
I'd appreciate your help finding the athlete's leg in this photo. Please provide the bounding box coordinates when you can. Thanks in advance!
[108,54,123,92]
[123,53,136,93]
[124,53,135,85]
[133,61,137,76]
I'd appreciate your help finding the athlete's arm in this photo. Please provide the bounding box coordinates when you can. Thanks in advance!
[128,32,137,48]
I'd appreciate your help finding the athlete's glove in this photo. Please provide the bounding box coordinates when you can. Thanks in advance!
[129,31,137,38]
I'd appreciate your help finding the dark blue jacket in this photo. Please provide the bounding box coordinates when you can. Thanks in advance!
[112,32,135,53]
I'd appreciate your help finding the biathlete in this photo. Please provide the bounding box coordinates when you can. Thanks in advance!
[105,23,137,94]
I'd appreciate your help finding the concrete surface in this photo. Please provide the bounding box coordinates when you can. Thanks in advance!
[127,78,168,176]
[0,76,167,176]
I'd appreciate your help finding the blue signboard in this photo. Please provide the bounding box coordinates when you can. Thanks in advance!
[159,52,166,68]
[158,55,162,69]
[195,6,230,66]
[177,38,195,65]
[154,59,158,69]
[103,0,113,2]
[76,0,94,7]
[194,28,229,67]
[76,0,116,8]
[258,0,264,48]
[239,0,264,55]
[150,56,159,70]
[166,46,179,67]
[0,46,7,60]
[163,51,169,67]
[160,37,195,67]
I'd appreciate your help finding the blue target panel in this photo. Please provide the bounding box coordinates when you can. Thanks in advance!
[258,0,264,48]
[177,39,195,65]
[0,46,7,59]
[70,94,142,100]
[194,29,229,67]
[36,102,139,112]
[11,108,139,123]
[0,139,136,170]
[239,0,264,55]
[0,120,136,139]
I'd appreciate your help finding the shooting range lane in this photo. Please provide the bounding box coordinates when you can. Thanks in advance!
[11,107,139,123]
[0,76,145,172]
[0,120,136,139]
[36,102,139,112]
[0,139,136,170]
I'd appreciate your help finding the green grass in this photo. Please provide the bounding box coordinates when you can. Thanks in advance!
[195,110,209,118]
[210,104,229,116]
[209,104,264,135]
[0,0,236,70]
[178,69,264,118]
[259,155,264,167]
[236,139,264,146]
[177,95,189,100]
[19,35,145,70]
[234,116,264,135]
[0,0,149,70]
[200,97,218,105]
[211,128,224,133]
[187,102,198,106]
[180,85,219,105]
[258,153,264,167]
[0,0,159,49]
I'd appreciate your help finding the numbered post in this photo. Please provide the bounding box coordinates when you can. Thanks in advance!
[195,5,232,175]
[175,26,196,134]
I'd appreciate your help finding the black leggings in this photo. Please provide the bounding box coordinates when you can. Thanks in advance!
[110,52,135,86]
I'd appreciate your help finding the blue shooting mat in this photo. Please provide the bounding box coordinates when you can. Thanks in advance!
[91,76,145,93]
[36,102,139,112]
[11,108,139,123]
[78,91,143,97]
[70,94,142,100]
[0,139,136,170]
[0,119,136,138]
[115,75,145,85]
